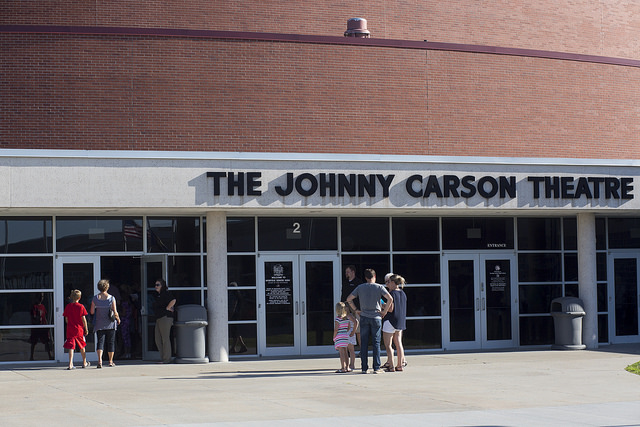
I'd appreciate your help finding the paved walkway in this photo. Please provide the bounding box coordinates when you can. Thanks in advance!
[2,345,640,426]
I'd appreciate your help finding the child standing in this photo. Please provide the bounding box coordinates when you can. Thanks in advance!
[346,305,359,371]
[63,289,90,370]
[333,302,350,373]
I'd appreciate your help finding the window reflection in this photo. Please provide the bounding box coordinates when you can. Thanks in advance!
[0,328,55,361]
[442,217,514,250]
[228,289,257,321]
[403,319,442,349]
[518,253,562,282]
[147,217,200,253]
[0,257,53,290]
[608,217,640,249]
[518,284,562,314]
[228,323,257,355]
[227,217,255,252]
[392,218,439,251]
[392,254,440,284]
[0,217,52,253]
[404,286,441,317]
[57,217,143,252]
[167,256,201,287]
[227,255,256,287]
[1,291,54,326]
[258,217,337,251]
[341,218,389,251]
[519,316,554,345]
[517,218,561,250]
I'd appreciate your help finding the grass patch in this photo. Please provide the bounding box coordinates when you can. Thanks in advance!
[625,361,640,375]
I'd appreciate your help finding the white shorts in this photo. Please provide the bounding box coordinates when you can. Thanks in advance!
[348,334,357,346]
[383,320,401,334]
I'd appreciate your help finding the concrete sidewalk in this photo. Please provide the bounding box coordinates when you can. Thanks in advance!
[2,345,640,426]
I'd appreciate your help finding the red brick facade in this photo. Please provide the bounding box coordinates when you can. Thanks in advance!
[1,2,639,158]
[3,1,640,57]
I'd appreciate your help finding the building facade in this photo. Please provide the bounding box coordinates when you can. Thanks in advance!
[1,2,640,363]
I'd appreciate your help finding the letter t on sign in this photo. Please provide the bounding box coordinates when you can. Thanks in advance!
[207,172,226,196]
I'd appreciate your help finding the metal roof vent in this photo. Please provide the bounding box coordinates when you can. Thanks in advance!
[344,17,370,38]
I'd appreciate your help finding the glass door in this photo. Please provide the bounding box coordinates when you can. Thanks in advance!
[141,255,167,360]
[609,254,640,343]
[300,255,338,354]
[258,254,339,356]
[442,253,516,350]
[54,256,100,362]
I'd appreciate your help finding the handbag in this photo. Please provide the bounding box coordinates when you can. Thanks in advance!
[108,297,116,322]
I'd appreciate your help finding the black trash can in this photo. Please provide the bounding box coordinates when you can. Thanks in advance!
[174,304,209,363]
[550,297,586,350]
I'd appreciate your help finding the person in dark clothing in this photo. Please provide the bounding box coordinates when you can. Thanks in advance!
[153,278,176,364]
[341,265,360,352]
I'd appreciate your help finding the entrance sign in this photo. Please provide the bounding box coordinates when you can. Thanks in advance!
[265,263,293,306]
[488,264,508,292]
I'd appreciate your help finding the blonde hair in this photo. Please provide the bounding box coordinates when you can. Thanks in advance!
[390,274,406,289]
[335,302,347,318]
[69,289,82,302]
[97,279,110,292]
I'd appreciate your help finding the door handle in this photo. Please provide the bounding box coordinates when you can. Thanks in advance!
[482,298,486,311]
[295,301,299,315]
[476,298,479,311]
[302,301,305,315]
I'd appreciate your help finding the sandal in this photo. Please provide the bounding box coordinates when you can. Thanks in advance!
[395,366,404,371]
[384,366,395,372]
[82,361,90,368]
[108,362,116,367]
[97,364,102,369]
[381,362,390,369]
[335,369,347,373]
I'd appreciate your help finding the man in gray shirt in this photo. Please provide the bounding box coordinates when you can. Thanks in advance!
[347,268,393,374]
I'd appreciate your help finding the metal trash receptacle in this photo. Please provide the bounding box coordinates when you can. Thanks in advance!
[550,297,586,350]
[174,304,209,363]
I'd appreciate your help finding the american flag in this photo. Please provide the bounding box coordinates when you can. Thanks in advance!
[123,220,144,239]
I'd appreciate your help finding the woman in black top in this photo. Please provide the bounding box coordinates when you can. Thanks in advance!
[382,274,407,372]
[153,278,176,363]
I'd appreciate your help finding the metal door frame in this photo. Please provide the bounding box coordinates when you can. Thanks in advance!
[442,252,517,350]
[608,252,640,344]
[141,255,167,360]
[257,252,340,357]
[54,255,100,362]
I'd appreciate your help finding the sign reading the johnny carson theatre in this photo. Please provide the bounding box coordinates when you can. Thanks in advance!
[207,172,634,200]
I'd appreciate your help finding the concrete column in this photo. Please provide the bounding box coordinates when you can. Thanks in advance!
[206,211,229,362]
[577,212,598,349]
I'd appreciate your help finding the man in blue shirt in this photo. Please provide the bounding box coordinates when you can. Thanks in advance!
[347,268,393,374]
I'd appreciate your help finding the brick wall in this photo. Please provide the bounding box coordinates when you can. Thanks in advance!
[2,1,640,59]
[2,32,639,159]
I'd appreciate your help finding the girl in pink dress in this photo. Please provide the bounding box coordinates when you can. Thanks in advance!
[333,302,350,373]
